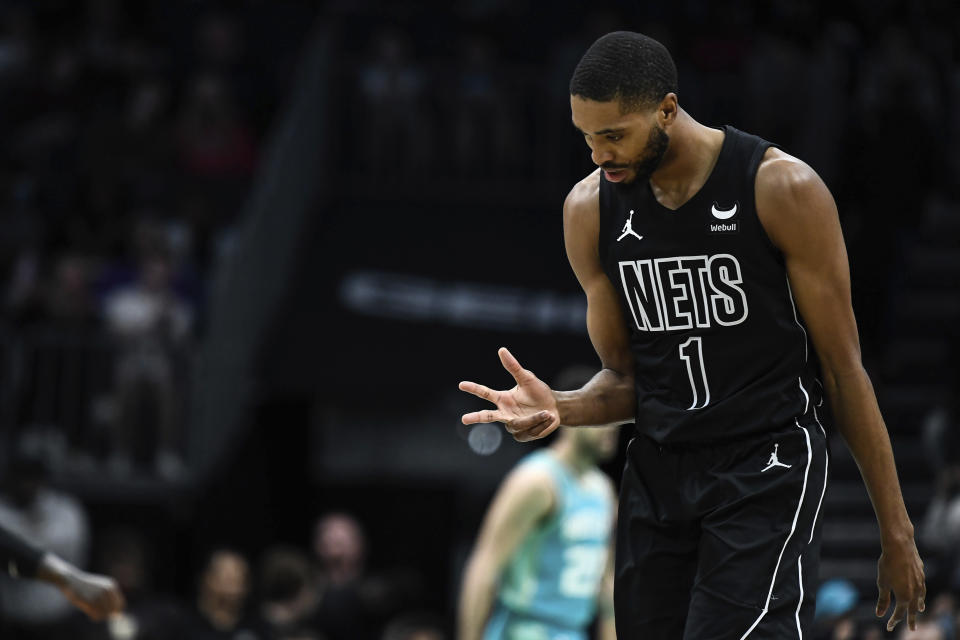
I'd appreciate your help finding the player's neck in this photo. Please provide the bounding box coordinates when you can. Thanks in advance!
[648,110,725,209]
[550,439,592,476]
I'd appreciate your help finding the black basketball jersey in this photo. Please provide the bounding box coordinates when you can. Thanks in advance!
[597,125,824,445]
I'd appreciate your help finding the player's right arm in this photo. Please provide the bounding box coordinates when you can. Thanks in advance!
[459,172,635,442]
[458,466,556,640]
[555,171,635,428]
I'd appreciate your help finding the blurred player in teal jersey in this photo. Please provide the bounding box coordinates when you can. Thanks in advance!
[459,421,619,640]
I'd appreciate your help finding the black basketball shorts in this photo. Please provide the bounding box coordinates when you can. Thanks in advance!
[614,418,829,639]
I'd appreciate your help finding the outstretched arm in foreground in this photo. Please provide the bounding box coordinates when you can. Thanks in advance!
[756,149,925,633]
[37,552,126,621]
[458,466,555,640]
[0,523,125,621]
[460,172,635,441]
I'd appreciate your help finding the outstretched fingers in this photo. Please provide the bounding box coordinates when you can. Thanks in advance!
[905,585,926,631]
[459,381,502,404]
[881,592,924,632]
[886,601,908,632]
[462,409,506,426]
[459,381,507,425]
[498,347,529,384]
[876,587,891,618]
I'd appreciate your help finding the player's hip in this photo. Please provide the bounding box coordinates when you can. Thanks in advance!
[621,416,828,517]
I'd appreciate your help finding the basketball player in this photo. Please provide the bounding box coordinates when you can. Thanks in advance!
[459,31,925,638]
[0,522,125,621]
[458,425,618,640]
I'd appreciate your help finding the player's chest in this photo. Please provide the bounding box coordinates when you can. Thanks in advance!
[604,198,747,264]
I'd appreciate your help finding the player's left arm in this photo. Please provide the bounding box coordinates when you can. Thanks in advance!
[755,149,926,633]
[597,492,617,640]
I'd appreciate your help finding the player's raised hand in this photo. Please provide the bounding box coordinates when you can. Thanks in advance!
[61,568,126,621]
[38,552,125,622]
[459,347,560,442]
[875,537,925,632]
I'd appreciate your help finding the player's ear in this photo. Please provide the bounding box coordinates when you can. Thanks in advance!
[657,93,678,128]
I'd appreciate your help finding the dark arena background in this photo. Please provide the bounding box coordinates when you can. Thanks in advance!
[0,1,958,639]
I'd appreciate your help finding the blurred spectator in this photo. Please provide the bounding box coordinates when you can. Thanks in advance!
[178,548,266,640]
[923,397,960,475]
[921,461,960,549]
[256,546,317,638]
[310,513,426,640]
[451,35,519,177]
[313,513,365,586]
[277,632,326,640]
[381,612,445,640]
[310,512,372,640]
[921,399,960,592]
[44,253,99,327]
[5,250,100,330]
[193,9,259,116]
[102,226,192,478]
[925,592,957,640]
[117,77,176,205]
[195,10,245,73]
[76,526,182,640]
[178,72,257,180]
[862,626,885,640]
[897,620,947,639]
[81,0,157,75]
[356,28,431,178]
[0,446,90,639]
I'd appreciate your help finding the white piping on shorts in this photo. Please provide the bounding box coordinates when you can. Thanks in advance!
[808,406,829,544]
[795,557,805,638]
[798,378,809,416]
[739,421,812,639]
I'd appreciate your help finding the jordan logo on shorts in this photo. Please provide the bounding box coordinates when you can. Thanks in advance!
[761,443,792,472]
[618,210,643,242]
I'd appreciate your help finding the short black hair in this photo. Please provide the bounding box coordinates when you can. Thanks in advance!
[569,31,678,112]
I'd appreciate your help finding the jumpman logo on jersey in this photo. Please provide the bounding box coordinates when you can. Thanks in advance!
[617,210,643,242]
[761,444,792,472]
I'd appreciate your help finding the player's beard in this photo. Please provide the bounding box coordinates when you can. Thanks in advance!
[603,124,670,184]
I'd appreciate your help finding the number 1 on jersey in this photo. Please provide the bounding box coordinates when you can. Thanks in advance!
[679,336,710,410]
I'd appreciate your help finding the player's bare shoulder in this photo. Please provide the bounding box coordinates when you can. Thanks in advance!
[755,148,838,250]
[756,148,824,202]
[563,169,602,262]
[500,463,557,514]
[563,169,601,230]
[563,169,607,282]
